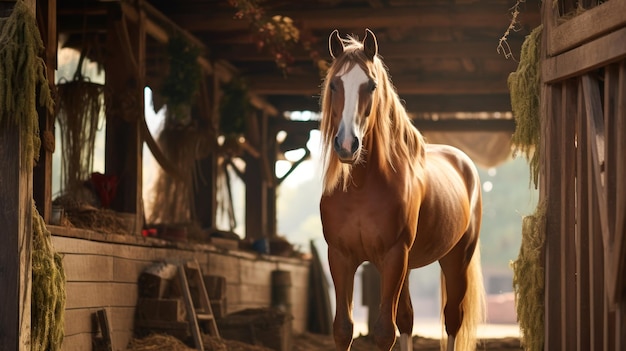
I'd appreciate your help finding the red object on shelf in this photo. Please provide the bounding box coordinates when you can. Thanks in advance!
[91,172,118,208]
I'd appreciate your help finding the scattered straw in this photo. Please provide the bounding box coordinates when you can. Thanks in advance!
[32,202,66,351]
[508,25,542,188]
[127,334,194,351]
[511,201,545,351]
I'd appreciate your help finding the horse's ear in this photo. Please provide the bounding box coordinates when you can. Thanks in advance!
[329,29,344,59]
[362,28,378,61]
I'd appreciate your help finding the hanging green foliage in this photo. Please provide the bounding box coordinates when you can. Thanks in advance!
[32,202,66,351]
[160,35,202,123]
[508,25,542,188]
[511,201,545,351]
[219,78,252,136]
[0,0,54,170]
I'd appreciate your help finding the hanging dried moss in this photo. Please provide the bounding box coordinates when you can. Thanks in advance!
[0,0,54,170]
[511,201,545,351]
[32,202,66,351]
[508,25,542,188]
[219,78,251,137]
[161,35,202,123]
[147,124,203,224]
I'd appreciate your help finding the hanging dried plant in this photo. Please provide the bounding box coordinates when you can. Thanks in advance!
[0,0,54,170]
[161,35,202,124]
[228,0,327,74]
[56,50,104,194]
[219,77,252,137]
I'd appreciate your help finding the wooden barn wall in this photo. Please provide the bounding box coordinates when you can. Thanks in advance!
[49,230,310,351]
[541,1,626,350]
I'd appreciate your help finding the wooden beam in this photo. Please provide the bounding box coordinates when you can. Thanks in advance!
[412,118,515,132]
[213,39,525,62]
[170,5,540,32]
[104,4,143,221]
[268,94,513,113]
[247,74,510,95]
[543,26,626,83]
[120,2,279,117]
[269,117,514,133]
[0,1,35,350]
[33,0,56,223]
[548,0,626,56]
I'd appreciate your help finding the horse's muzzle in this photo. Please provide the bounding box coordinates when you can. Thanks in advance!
[333,135,360,163]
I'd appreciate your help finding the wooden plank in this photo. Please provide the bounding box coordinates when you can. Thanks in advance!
[586,93,607,350]
[61,254,114,282]
[611,61,626,304]
[51,235,204,261]
[64,282,138,309]
[548,0,626,56]
[64,307,135,336]
[544,27,626,83]
[560,80,577,350]
[576,77,592,351]
[95,309,113,351]
[239,284,271,304]
[61,252,157,284]
[61,333,95,351]
[543,83,564,350]
[582,74,618,307]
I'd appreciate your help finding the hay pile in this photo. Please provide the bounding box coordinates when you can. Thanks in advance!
[508,25,543,187]
[32,203,66,351]
[511,202,545,351]
[0,0,54,169]
[126,333,274,351]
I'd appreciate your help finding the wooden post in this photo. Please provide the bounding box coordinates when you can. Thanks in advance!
[32,0,56,222]
[244,152,266,241]
[194,153,217,229]
[104,2,144,226]
[0,2,36,350]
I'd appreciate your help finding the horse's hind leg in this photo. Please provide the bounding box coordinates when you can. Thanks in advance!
[439,246,468,351]
[438,233,483,351]
[396,272,413,351]
[328,246,359,350]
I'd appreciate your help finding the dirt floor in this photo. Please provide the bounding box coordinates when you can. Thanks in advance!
[129,331,524,350]
[292,333,524,351]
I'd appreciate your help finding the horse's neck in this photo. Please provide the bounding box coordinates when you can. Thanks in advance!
[349,134,386,188]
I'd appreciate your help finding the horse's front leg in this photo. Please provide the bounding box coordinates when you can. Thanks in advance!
[328,245,359,351]
[373,245,409,350]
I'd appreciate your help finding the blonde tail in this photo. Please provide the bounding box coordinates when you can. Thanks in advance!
[440,242,486,351]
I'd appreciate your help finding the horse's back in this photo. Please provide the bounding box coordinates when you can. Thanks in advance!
[408,144,481,268]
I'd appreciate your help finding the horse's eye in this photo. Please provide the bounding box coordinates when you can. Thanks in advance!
[330,82,336,92]
[369,81,377,92]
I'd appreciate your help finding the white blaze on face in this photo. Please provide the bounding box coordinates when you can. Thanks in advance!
[338,64,369,152]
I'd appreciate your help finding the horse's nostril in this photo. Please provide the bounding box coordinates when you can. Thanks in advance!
[351,137,359,154]
[333,136,341,152]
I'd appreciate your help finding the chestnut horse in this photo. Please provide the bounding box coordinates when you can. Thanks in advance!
[319,29,485,351]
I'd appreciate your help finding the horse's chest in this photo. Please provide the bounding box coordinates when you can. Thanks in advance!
[320,188,409,253]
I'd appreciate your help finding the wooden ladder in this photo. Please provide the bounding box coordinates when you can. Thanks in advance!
[178,260,220,351]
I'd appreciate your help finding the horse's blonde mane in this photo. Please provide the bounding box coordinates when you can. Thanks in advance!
[320,35,425,194]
